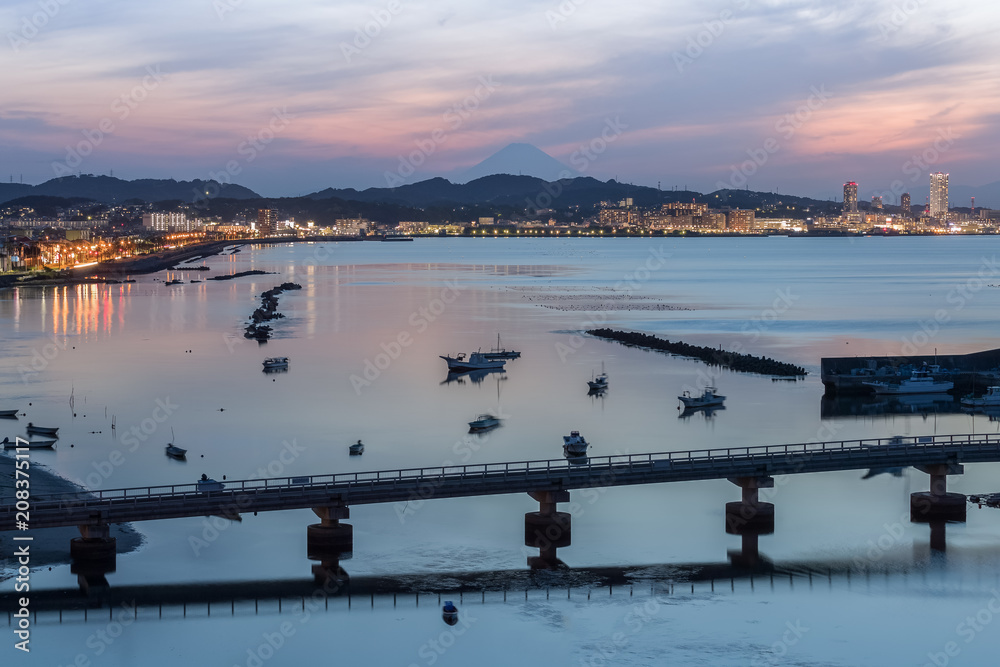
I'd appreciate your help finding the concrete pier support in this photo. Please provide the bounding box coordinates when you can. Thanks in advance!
[307,505,353,585]
[70,524,117,592]
[911,464,966,523]
[725,476,775,535]
[525,491,571,569]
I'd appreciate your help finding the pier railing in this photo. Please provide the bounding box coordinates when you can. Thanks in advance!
[12,433,1000,511]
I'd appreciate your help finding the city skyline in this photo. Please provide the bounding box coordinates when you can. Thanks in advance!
[2,1,998,200]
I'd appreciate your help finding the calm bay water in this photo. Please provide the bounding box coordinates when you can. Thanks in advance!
[4,236,1000,666]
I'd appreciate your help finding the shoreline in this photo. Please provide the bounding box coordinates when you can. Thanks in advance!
[0,452,143,580]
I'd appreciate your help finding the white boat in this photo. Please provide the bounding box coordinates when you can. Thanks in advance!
[349,439,364,455]
[678,387,725,409]
[864,366,953,395]
[442,601,459,625]
[2,437,55,449]
[262,357,289,370]
[961,386,1000,407]
[440,351,506,372]
[165,444,187,459]
[587,364,608,391]
[482,334,520,360]
[468,414,502,432]
[563,430,589,456]
[26,423,58,436]
[197,475,225,492]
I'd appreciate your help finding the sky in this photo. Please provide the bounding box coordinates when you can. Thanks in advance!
[2,0,999,203]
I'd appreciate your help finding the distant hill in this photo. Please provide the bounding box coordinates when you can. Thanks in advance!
[456,143,578,183]
[0,175,261,205]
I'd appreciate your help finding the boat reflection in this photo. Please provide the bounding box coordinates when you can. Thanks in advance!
[821,393,960,419]
[440,368,506,385]
[678,405,725,419]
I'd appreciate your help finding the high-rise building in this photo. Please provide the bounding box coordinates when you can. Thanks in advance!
[871,195,883,210]
[930,173,949,219]
[900,193,911,215]
[257,209,277,236]
[843,182,858,213]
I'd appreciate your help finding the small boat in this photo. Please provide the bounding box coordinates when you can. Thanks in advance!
[262,356,289,370]
[961,386,1000,407]
[468,414,501,432]
[563,430,589,456]
[165,279,184,285]
[2,437,55,449]
[165,444,187,459]
[442,601,458,625]
[349,439,364,455]
[587,364,608,391]
[381,234,413,242]
[26,423,59,437]
[440,351,506,372]
[0,409,18,418]
[482,334,521,361]
[678,387,725,409]
[197,474,225,492]
[864,365,953,395]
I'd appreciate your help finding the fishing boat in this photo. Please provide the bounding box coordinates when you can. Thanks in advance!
[442,601,459,625]
[262,356,289,370]
[26,423,58,437]
[349,439,365,455]
[468,414,502,432]
[587,363,608,391]
[864,365,953,395]
[678,387,725,409]
[197,474,225,492]
[482,334,520,360]
[165,444,187,459]
[563,430,589,456]
[961,386,1000,407]
[440,351,506,372]
[2,437,55,449]
[0,409,18,418]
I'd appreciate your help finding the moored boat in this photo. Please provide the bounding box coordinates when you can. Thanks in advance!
[563,430,589,456]
[0,409,18,418]
[864,366,953,395]
[2,437,55,449]
[26,423,58,437]
[440,351,506,372]
[961,386,1000,407]
[442,601,458,625]
[262,356,289,370]
[166,444,187,459]
[197,474,225,492]
[468,414,502,432]
[678,387,725,409]
[587,363,608,391]
[482,334,520,360]
[349,439,365,455]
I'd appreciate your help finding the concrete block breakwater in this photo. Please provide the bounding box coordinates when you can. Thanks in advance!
[244,282,302,341]
[587,328,807,377]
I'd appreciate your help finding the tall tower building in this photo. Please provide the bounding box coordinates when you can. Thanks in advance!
[843,182,858,213]
[257,208,277,236]
[930,173,949,219]
[901,192,911,215]
[871,195,883,210]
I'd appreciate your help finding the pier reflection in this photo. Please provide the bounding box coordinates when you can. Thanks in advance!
[820,393,961,419]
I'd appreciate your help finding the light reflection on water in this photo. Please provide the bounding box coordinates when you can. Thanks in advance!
[4,237,1000,666]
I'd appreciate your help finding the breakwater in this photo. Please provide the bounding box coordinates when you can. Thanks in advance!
[244,282,302,341]
[587,328,807,377]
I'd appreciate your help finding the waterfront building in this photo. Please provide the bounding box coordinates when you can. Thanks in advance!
[930,173,949,219]
[843,182,858,213]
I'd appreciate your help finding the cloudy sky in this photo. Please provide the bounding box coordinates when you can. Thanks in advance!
[2,0,998,201]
